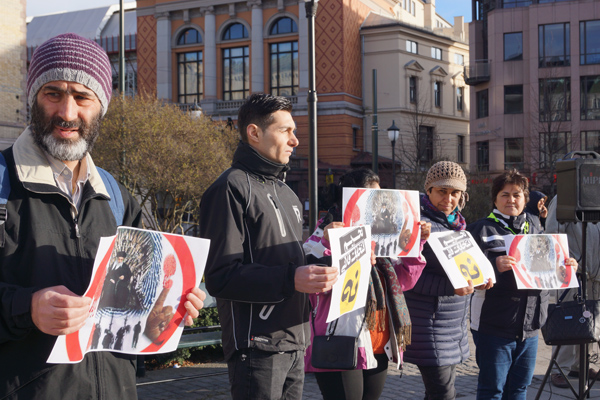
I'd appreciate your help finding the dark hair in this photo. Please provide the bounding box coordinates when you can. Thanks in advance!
[237,93,293,142]
[491,169,530,206]
[339,168,380,189]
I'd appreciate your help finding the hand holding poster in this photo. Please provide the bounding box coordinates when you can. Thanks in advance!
[428,231,496,289]
[504,234,577,290]
[342,188,420,258]
[47,227,210,363]
[327,226,372,323]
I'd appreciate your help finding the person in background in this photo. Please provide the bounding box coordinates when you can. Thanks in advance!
[303,168,431,400]
[524,190,548,231]
[545,195,600,388]
[403,161,492,400]
[468,170,577,399]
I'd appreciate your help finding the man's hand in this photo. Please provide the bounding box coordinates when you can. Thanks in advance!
[538,197,548,219]
[295,264,338,294]
[496,255,516,273]
[454,279,475,296]
[31,285,92,336]
[323,222,344,242]
[183,286,207,326]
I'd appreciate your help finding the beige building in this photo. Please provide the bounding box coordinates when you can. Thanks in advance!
[361,1,470,187]
[0,0,27,148]
[467,0,600,193]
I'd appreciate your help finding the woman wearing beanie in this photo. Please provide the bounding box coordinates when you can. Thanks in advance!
[467,170,577,399]
[403,161,493,400]
[303,168,431,400]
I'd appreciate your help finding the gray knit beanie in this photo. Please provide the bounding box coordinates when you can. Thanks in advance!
[27,33,112,116]
[424,161,467,192]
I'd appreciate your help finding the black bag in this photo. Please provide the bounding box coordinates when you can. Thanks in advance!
[310,301,363,370]
[541,290,600,345]
[311,334,358,370]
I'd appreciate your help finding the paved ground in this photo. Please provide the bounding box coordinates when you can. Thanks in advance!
[136,332,600,399]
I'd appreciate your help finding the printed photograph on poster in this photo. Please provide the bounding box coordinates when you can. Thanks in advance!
[47,227,210,364]
[342,188,420,258]
[327,225,372,323]
[504,234,577,290]
[428,231,496,289]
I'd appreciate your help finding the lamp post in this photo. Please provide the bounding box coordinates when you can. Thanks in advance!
[387,120,399,189]
[305,0,319,232]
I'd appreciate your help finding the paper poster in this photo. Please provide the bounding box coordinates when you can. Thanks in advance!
[504,234,577,290]
[342,188,420,258]
[428,231,496,289]
[327,225,372,323]
[48,227,210,364]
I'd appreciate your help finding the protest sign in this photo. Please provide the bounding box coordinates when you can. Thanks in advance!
[428,230,496,288]
[327,225,372,323]
[48,227,209,363]
[342,188,420,258]
[504,234,577,290]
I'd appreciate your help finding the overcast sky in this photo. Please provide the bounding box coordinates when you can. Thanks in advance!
[27,0,472,22]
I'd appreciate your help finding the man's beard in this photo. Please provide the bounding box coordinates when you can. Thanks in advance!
[30,100,102,162]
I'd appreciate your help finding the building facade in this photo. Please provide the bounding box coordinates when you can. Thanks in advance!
[361,5,470,188]
[467,0,600,193]
[0,0,27,149]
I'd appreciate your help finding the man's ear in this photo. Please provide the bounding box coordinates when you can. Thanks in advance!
[246,124,261,144]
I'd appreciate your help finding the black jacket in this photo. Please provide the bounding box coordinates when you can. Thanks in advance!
[199,142,309,361]
[403,195,470,367]
[0,129,142,399]
[467,210,548,340]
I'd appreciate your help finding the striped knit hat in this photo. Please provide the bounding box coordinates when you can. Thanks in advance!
[27,33,112,116]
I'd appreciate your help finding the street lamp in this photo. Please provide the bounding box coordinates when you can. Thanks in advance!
[387,120,399,189]
[305,0,319,232]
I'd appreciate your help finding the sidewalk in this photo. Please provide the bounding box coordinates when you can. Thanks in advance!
[136,333,600,399]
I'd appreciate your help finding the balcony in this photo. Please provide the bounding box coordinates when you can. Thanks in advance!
[465,60,491,86]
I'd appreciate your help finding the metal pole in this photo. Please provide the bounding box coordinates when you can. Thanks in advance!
[119,0,125,98]
[306,0,319,233]
[391,139,396,189]
[372,69,378,174]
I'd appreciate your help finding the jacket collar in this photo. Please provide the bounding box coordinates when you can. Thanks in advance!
[13,127,110,197]
[231,141,290,179]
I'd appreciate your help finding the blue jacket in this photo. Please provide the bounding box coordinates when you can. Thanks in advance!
[403,195,470,367]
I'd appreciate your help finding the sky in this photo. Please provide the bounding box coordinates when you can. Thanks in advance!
[27,0,473,23]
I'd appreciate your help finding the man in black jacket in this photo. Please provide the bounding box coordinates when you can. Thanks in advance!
[200,93,338,400]
[0,33,205,399]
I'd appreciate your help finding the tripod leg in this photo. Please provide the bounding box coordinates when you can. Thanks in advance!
[535,345,562,400]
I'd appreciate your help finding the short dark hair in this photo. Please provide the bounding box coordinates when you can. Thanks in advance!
[491,169,530,206]
[237,93,293,142]
[339,168,380,189]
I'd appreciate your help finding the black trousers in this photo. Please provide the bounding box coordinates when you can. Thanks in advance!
[314,353,389,400]
[417,364,457,400]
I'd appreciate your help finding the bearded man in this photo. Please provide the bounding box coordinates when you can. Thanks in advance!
[0,33,205,399]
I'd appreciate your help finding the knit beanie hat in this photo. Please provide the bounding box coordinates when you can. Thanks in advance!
[424,161,467,192]
[27,33,112,116]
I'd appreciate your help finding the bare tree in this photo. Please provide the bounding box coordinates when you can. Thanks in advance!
[93,94,238,235]
[527,67,571,197]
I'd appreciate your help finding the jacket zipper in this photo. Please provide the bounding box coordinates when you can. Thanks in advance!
[267,193,286,237]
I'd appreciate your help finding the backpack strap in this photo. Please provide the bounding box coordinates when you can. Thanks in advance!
[96,167,125,227]
[0,153,9,247]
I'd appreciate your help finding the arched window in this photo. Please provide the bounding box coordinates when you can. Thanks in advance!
[177,28,202,45]
[270,17,298,35]
[222,23,249,40]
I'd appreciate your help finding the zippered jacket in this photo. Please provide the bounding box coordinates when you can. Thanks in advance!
[0,129,142,399]
[200,142,309,361]
[467,210,548,340]
[402,194,471,367]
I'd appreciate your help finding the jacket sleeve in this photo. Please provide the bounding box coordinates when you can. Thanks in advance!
[303,218,332,261]
[393,239,427,291]
[0,285,37,343]
[199,178,297,304]
[467,220,505,277]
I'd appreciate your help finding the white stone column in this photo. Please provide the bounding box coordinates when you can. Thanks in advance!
[156,12,172,100]
[250,1,264,93]
[203,7,217,100]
